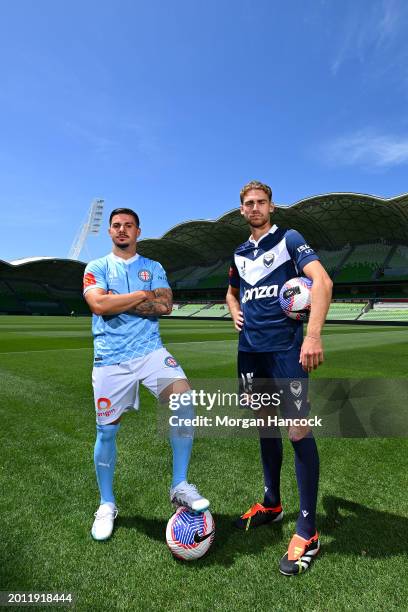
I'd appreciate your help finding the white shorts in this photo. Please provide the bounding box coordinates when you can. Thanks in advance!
[92,347,187,425]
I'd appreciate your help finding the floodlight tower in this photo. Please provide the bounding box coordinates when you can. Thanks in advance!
[68,199,104,260]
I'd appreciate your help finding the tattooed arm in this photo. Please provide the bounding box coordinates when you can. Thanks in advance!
[131,287,173,317]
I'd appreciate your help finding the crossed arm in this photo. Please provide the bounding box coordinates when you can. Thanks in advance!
[84,287,173,317]
[131,287,173,316]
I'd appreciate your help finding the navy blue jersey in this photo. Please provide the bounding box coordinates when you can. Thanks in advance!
[229,225,319,352]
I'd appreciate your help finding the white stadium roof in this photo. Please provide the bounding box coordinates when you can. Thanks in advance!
[9,257,59,265]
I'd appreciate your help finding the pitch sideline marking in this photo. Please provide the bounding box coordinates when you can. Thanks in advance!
[0,330,406,356]
[0,339,237,356]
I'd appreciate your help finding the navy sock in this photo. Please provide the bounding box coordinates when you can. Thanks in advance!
[291,435,320,539]
[259,436,283,507]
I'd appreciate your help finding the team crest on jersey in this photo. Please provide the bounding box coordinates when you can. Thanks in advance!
[165,356,179,368]
[138,269,152,281]
[290,380,302,397]
[263,253,275,268]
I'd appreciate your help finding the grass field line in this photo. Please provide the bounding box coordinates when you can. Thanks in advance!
[0,329,406,357]
[0,347,92,356]
[0,340,235,356]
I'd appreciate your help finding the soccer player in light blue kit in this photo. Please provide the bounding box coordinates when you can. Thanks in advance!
[83,208,209,541]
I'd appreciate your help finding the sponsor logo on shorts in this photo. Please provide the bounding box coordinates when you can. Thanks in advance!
[164,356,179,368]
[290,380,302,397]
[96,397,116,417]
[138,269,152,281]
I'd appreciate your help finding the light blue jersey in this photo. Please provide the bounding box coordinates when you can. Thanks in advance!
[83,252,170,366]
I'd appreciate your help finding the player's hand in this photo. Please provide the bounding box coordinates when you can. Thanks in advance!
[142,290,156,300]
[232,310,244,332]
[299,336,324,372]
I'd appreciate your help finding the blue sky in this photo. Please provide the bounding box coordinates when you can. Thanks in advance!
[1,0,407,262]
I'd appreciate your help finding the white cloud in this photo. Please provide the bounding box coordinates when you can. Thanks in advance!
[324,130,408,168]
[331,0,407,75]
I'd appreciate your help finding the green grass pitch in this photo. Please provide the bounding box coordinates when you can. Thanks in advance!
[0,316,407,611]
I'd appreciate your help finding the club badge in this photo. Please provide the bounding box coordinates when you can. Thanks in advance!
[138,269,152,281]
[290,380,302,397]
[165,356,178,368]
[263,253,275,268]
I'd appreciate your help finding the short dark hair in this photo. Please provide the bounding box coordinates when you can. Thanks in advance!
[109,208,140,227]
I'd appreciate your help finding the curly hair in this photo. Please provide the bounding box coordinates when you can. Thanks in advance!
[240,181,272,204]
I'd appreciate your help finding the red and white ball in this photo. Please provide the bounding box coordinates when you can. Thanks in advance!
[279,276,312,320]
[166,506,215,561]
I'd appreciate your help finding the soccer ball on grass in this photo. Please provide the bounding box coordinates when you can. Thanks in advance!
[166,506,215,561]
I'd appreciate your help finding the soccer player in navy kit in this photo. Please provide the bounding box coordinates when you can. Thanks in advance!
[226,181,332,575]
[84,208,209,541]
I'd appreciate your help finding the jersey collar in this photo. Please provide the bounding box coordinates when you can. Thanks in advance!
[248,224,278,247]
[110,252,140,265]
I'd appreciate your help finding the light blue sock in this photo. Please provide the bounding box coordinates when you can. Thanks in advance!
[169,392,194,488]
[94,423,120,505]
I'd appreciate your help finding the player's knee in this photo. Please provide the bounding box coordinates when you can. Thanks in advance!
[96,422,120,443]
[161,378,191,402]
[169,390,195,438]
[288,424,311,442]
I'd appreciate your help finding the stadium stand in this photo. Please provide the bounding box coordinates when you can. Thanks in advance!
[326,302,366,320]
[383,245,408,280]
[191,303,230,317]
[196,261,230,289]
[334,243,393,282]
[318,247,351,278]
[170,303,208,317]
[2,192,408,322]
[0,259,88,315]
[167,266,196,285]
[0,280,25,313]
[172,261,226,289]
[360,301,408,322]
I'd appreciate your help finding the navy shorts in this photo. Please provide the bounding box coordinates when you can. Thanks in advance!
[238,345,310,418]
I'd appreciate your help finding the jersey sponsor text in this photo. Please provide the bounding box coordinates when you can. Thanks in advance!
[241,284,278,303]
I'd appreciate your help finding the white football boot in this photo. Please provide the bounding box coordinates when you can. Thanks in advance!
[170,481,210,513]
[91,502,118,541]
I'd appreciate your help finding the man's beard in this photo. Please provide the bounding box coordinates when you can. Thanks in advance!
[249,216,269,228]
[115,240,130,249]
